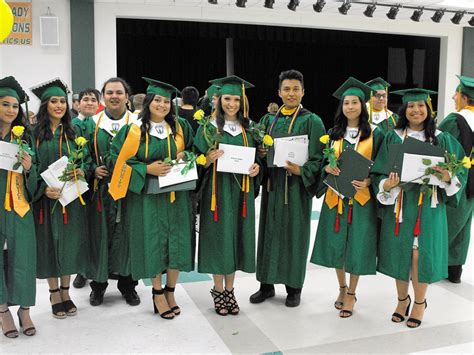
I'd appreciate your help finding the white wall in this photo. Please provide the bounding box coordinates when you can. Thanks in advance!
[0,0,71,112]
[94,0,464,118]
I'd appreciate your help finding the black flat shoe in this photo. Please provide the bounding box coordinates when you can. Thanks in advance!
[249,289,275,304]
[123,290,141,306]
[49,288,67,319]
[392,295,411,323]
[447,265,462,283]
[73,274,87,289]
[285,292,301,307]
[89,289,105,306]
[407,299,427,328]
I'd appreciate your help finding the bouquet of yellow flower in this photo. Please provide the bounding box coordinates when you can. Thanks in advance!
[11,125,35,171]
[51,137,88,213]
[164,151,207,176]
[320,134,337,168]
[193,109,221,151]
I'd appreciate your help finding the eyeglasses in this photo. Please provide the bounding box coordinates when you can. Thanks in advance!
[374,93,387,99]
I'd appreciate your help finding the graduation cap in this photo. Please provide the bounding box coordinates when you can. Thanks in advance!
[456,75,474,99]
[391,88,437,104]
[30,78,69,102]
[208,75,254,97]
[365,77,390,92]
[206,84,220,98]
[208,75,254,118]
[142,77,180,99]
[332,77,373,102]
[0,76,28,104]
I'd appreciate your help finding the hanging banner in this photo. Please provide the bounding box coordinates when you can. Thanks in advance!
[1,2,32,45]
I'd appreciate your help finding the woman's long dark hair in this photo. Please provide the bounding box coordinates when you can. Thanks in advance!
[215,95,249,134]
[139,93,177,142]
[395,101,438,145]
[34,97,75,143]
[330,96,372,141]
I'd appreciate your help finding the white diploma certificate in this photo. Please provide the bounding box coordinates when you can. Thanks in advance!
[401,153,445,186]
[273,138,309,167]
[40,156,89,207]
[0,141,23,173]
[216,143,256,175]
[158,161,198,188]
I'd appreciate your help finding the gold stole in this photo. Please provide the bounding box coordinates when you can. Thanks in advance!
[324,132,373,214]
[109,124,141,200]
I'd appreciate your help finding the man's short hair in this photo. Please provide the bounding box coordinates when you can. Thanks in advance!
[181,86,200,107]
[79,88,100,102]
[133,93,146,110]
[278,69,304,89]
[101,77,131,96]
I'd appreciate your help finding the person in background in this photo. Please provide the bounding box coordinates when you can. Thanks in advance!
[365,77,398,133]
[267,102,279,115]
[71,93,80,118]
[132,93,145,115]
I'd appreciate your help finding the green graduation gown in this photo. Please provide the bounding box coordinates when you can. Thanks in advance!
[33,126,92,278]
[257,108,326,289]
[109,118,195,280]
[311,127,384,275]
[438,111,474,265]
[367,104,398,134]
[0,131,37,306]
[371,129,466,284]
[194,121,260,275]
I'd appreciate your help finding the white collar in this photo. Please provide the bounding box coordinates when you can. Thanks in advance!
[211,119,242,136]
[149,121,171,140]
[457,109,474,132]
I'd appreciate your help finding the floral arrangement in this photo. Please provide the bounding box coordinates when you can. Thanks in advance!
[11,125,34,171]
[320,134,337,168]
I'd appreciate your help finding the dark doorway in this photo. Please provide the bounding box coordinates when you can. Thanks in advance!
[117,19,440,128]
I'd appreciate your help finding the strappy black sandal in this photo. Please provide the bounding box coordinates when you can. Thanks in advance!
[164,285,181,316]
[334,285,347,310]
[152,288,175,320]
[392,295,411,323]
[339,292,357,318]
[225,288,240,316]
[17,307,36,336]
[407,299,427,328]
[210,288,228,316]
[60,286,77,316]
[49,288,67,319]
[0,309,19,338]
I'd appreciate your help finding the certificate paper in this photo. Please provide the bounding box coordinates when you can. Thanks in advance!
[0,141,23,173]
[401,153,445,186]
[158,161,198,188]
[40,156,89,207]
[216,143,256,175]
[273,138,309,167]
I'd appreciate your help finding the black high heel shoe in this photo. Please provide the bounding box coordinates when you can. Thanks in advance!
[164,285,181,316]
[17,307,36,336]
[210,288,228,316]
[407,299,427,328]
[49,288,67,319]
[152,288,174,320]
[339,292,357,318]
[392,295,411,323]
[60,286,77,316]
[334,285,347,310]
[0,309,19,338]
[225,288,240,316]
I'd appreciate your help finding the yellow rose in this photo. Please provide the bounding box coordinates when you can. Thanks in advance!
[193,109,205,121]
[75,136,88,147]
[262,134,273,147]
[319,134,330,145]
[462,156,471,169]
[12,125,25,138]
[196,154,207,166]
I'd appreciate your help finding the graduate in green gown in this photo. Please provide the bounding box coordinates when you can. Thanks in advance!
[250,69,326,307]
[194,76,260,316]
[365,77,398,133]
[311,77,384,318]
[31,78,91,319]
[109,78,195,320]
[74,79,141,307]
[71,88,100,290]
[372,88,466,328]
[437,75,474,283]
[0,77,37,338]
